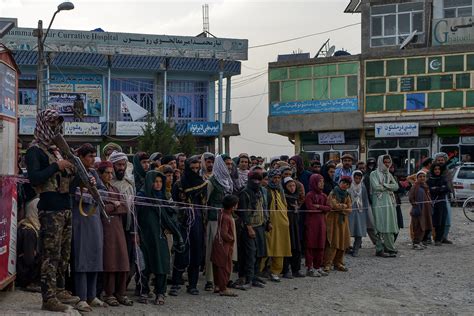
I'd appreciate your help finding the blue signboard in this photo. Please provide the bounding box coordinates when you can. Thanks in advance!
[187,122,220,137]
[406,93,425,111]
[269,98,358,116]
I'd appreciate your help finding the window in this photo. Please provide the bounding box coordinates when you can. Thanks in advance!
[457,166,474,179]
[371,3,424,47]
[444,0,472,18]
[368,139,397,149]
[111,78,155,122]
[166,80,208,123]
[269,82,280,103]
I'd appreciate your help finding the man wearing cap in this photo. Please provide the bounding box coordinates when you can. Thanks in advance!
[25,109,79,312]
[108,151,144,300]
[334,154,354,183]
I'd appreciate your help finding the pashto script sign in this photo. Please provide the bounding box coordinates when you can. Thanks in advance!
[270,98,358,116]
[187,122,220,136]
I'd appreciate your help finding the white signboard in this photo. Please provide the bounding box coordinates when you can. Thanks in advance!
[375,123,419,138]
[115,121,147,136]
[64,122,101,136]
[318,131,345,144]
[18,104,37,117]
[2,25,248,61]
[433,17,474,46]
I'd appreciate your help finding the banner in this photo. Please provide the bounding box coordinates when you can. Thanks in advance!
[270,98,358,116]
[64,122,101,136]
[115,121,147,136]
[433,17,474,46]
[187,122,220,136]
[0,62,17,118]
[48,92,87,115]
[0,177,17,286]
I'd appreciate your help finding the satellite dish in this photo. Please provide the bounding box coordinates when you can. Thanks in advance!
[400,30,417,50]
[326,45,336,57]
[314,38,330,58]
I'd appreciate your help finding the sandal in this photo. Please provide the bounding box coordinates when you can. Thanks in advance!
[88,297,107,308]
[117,295,134,306]
[335,265,348,272]
[154,294,165,305]
[186,288,199,295]
[75,301,93,312]
[103,296,119,307]
[204,282,214,292]
[219,290,238,297]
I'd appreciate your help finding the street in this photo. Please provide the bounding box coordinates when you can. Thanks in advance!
[1,203,473,315]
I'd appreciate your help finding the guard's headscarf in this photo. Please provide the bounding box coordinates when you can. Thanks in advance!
[213,155,234,194]
[31,109,64,148]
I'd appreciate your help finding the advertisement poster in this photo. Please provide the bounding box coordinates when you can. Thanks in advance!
[48,92,87,115]
[0,176,16,285]
[49,74,103,116]
[0,62,17,118]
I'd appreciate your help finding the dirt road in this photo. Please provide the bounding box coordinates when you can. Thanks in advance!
[1,204,473,315]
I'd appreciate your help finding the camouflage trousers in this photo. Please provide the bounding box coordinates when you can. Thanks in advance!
[38,209,72,302]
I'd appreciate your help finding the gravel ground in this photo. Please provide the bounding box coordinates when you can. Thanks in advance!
[1,204,473,315]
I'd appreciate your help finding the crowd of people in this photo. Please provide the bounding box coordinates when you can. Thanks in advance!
[16,109,455,312]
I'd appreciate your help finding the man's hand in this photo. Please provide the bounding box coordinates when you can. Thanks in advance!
[57,160,73,171]
[89,176,96,186]
[113,201,121,207]
[247,225,256,239]
[266,222,273,232]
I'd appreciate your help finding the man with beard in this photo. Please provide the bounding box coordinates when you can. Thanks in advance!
[200,152,215,181]
[108,151,144,301]
[204,155,234,291]
[334,154,354,183]
[235,153,250,192]
[176,153,187,173]
[250,156,258,168]
[25,109,79,312]
[433,152,454,244]
[170,156,208,296]
[237,168,269,289]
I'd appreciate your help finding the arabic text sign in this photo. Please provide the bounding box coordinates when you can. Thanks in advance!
[64,122,101,136]
[270,98,358,116]
[2,26,248,61]
[433,17,474,46]
[115,121,147,136]
[0,62,17,118]
[318,132,345,145]
[48,92,87,115]
[187,122,220,136]
[375,123,419,138]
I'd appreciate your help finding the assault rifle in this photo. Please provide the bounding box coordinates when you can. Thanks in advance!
[52,134,109,221]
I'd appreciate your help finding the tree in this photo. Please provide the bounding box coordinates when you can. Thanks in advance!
[138,117,178,155]
[177,132,197,156]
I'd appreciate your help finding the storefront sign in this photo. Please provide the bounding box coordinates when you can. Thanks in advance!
[115,121,147,136]
[270,98,358,116]
[318,132,345,145]
[2,25,248,61]
[375,123,419,138]
[49,74,103,117]
[19,117,36,135]
[0,62,16,118]
[48,92,87,116]
[187,122,220,136]
[433,17,474,46]
[18,103,36,117]
[64,122,101,136]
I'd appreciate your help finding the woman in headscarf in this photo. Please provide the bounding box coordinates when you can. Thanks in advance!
[97,161,132,307]
[281,177,304,278]
[133,152,150,192]
[136,171,184,305]
[263,169,291,282]
[170,156,207,296]
[205,155,234,291]
[409,171,433,250]
[369,155,399,258]
[348,170,370,257]
[16,198,41,291]
[304,174,330,277]
[323,176,352,272]
[427,163,450,246]
[321,162,337,195]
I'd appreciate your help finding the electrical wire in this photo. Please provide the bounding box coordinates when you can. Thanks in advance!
[248,22,361,49]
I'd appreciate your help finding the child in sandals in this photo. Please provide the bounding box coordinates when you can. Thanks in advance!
[211,195,239,297]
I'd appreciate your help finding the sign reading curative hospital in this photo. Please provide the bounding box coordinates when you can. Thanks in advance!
[269,98,358,116]
[2,22,248,60]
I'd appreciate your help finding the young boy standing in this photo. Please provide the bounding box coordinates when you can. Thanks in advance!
[211,195,239,297]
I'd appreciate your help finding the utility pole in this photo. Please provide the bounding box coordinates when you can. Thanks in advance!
[34,20,44,112]
[217,60,224,154]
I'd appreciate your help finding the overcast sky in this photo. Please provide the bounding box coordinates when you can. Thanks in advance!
[1,0,361,158]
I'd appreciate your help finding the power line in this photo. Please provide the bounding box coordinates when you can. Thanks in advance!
[248,22,361,49]
[238,136,292,148]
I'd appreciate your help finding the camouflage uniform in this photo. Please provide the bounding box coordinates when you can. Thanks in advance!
[38,209,72,301]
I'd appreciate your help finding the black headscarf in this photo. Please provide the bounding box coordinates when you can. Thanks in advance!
[321,163,336,195]
[180,156,205,190]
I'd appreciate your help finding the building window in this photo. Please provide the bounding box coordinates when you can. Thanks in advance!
[110,78,154,122]
[166,80,208,123]
[370,2,424,47]
[444,0,473,18]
